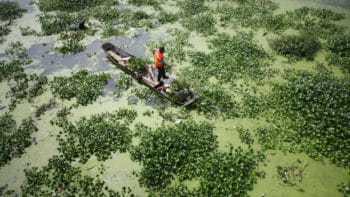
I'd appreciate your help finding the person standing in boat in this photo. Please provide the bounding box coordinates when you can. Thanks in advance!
[154,46,170,82]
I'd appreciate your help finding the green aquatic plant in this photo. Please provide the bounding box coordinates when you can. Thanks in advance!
[115,73,133,97]
[0,60,25,82]
[128,57,151,74]
[326,34,350,72]
[269,35,321,61]
[198,147,265,196]
[177,0,207,17]
[5,41,30,60]
[246,68,350,166]
[158,11,179,24]
[7,74,49,110]
[57,109,136,163]
[0,25,10,43]
[337,181,350,197]
[0,2,26,22]
[20,26,39,36]
[182,13,217,36]
[50,70,109,106]
[0,184,15,196]
[37,0,118,12]
[287,7,346,39]
[22,155,127,196]
[0,114,38,167]
[237,127,254,146]
[38,12,83,35]
[56,31,85,54]
[217,0,279,28]
[131,120,218,190]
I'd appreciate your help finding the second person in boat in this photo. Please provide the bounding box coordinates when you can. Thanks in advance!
[154,46,171,82]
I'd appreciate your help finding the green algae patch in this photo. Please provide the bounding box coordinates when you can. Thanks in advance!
[0,2,26,43]
[0,113,38,167]
[50,70,109,106]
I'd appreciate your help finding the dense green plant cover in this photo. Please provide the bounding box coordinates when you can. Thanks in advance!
[177,0,207,17]
[131,121,218,189]
[217,0,279,28]
[20,26,39,36]
[189,32,272,83]
[0,2,26,21]
[198,147,265,196]
[115,73,133,96]
[128,57,152,73]
[245,68,350,166]
[237,127,254,146]
[56,31,85,54]
[37,0,118,12]
[22,155,124,196]
[269,35,321,61]
[57,109,136,163]
[262,13,292,34]
[326,34,350,72]
[50,70,109,106]
[0,25,10,43]
[287,7,346,39]
[0,60,25,82]
[5,41,30,60]
[7,74,49,110]
[0,113,38,167]
[128,0,158,7]
[182,13,217,36]
[38,12,83,35]
[158,11,179,24]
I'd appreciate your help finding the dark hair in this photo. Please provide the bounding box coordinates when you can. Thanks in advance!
[159,46,165,53]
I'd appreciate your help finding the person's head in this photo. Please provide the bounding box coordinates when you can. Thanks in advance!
[159,46,165,53]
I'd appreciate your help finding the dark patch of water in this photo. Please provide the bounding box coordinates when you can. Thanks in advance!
[27,29,151,76]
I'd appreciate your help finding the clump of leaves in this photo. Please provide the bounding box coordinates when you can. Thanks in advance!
[56,31,85,54]
[0,113,38,167]
[0,184,15,196]
[128,57,151,74]
[198,147,265,196]
[37,0,118,12]
[115,73,133,97]
[326,34,350,72]
[5,41,30,60]
[38,12,83,35]
[277,160,308,191]
[269,35,321,61]
[50,70,109,106]
[0,2,26,21]
[0,60,25,82]
[131,121,218,190]
[182,13,217,36]
[57,109,136,163]
[337,181,350,197]
[158,11,179,24]
[22,155,125,196]
[128,0,159,8]
[287,7,346,39]
[7,74,49,110]
[177,0,207,17]
[20,26,39,36]
[237,127,254,146]
[216,0,279,28]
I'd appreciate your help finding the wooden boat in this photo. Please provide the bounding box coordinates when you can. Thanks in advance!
[102,43,197,106]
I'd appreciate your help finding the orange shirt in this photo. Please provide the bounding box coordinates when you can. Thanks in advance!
[154,49,164,68]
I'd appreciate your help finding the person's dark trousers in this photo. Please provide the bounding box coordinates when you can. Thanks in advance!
[157,66,166,82]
